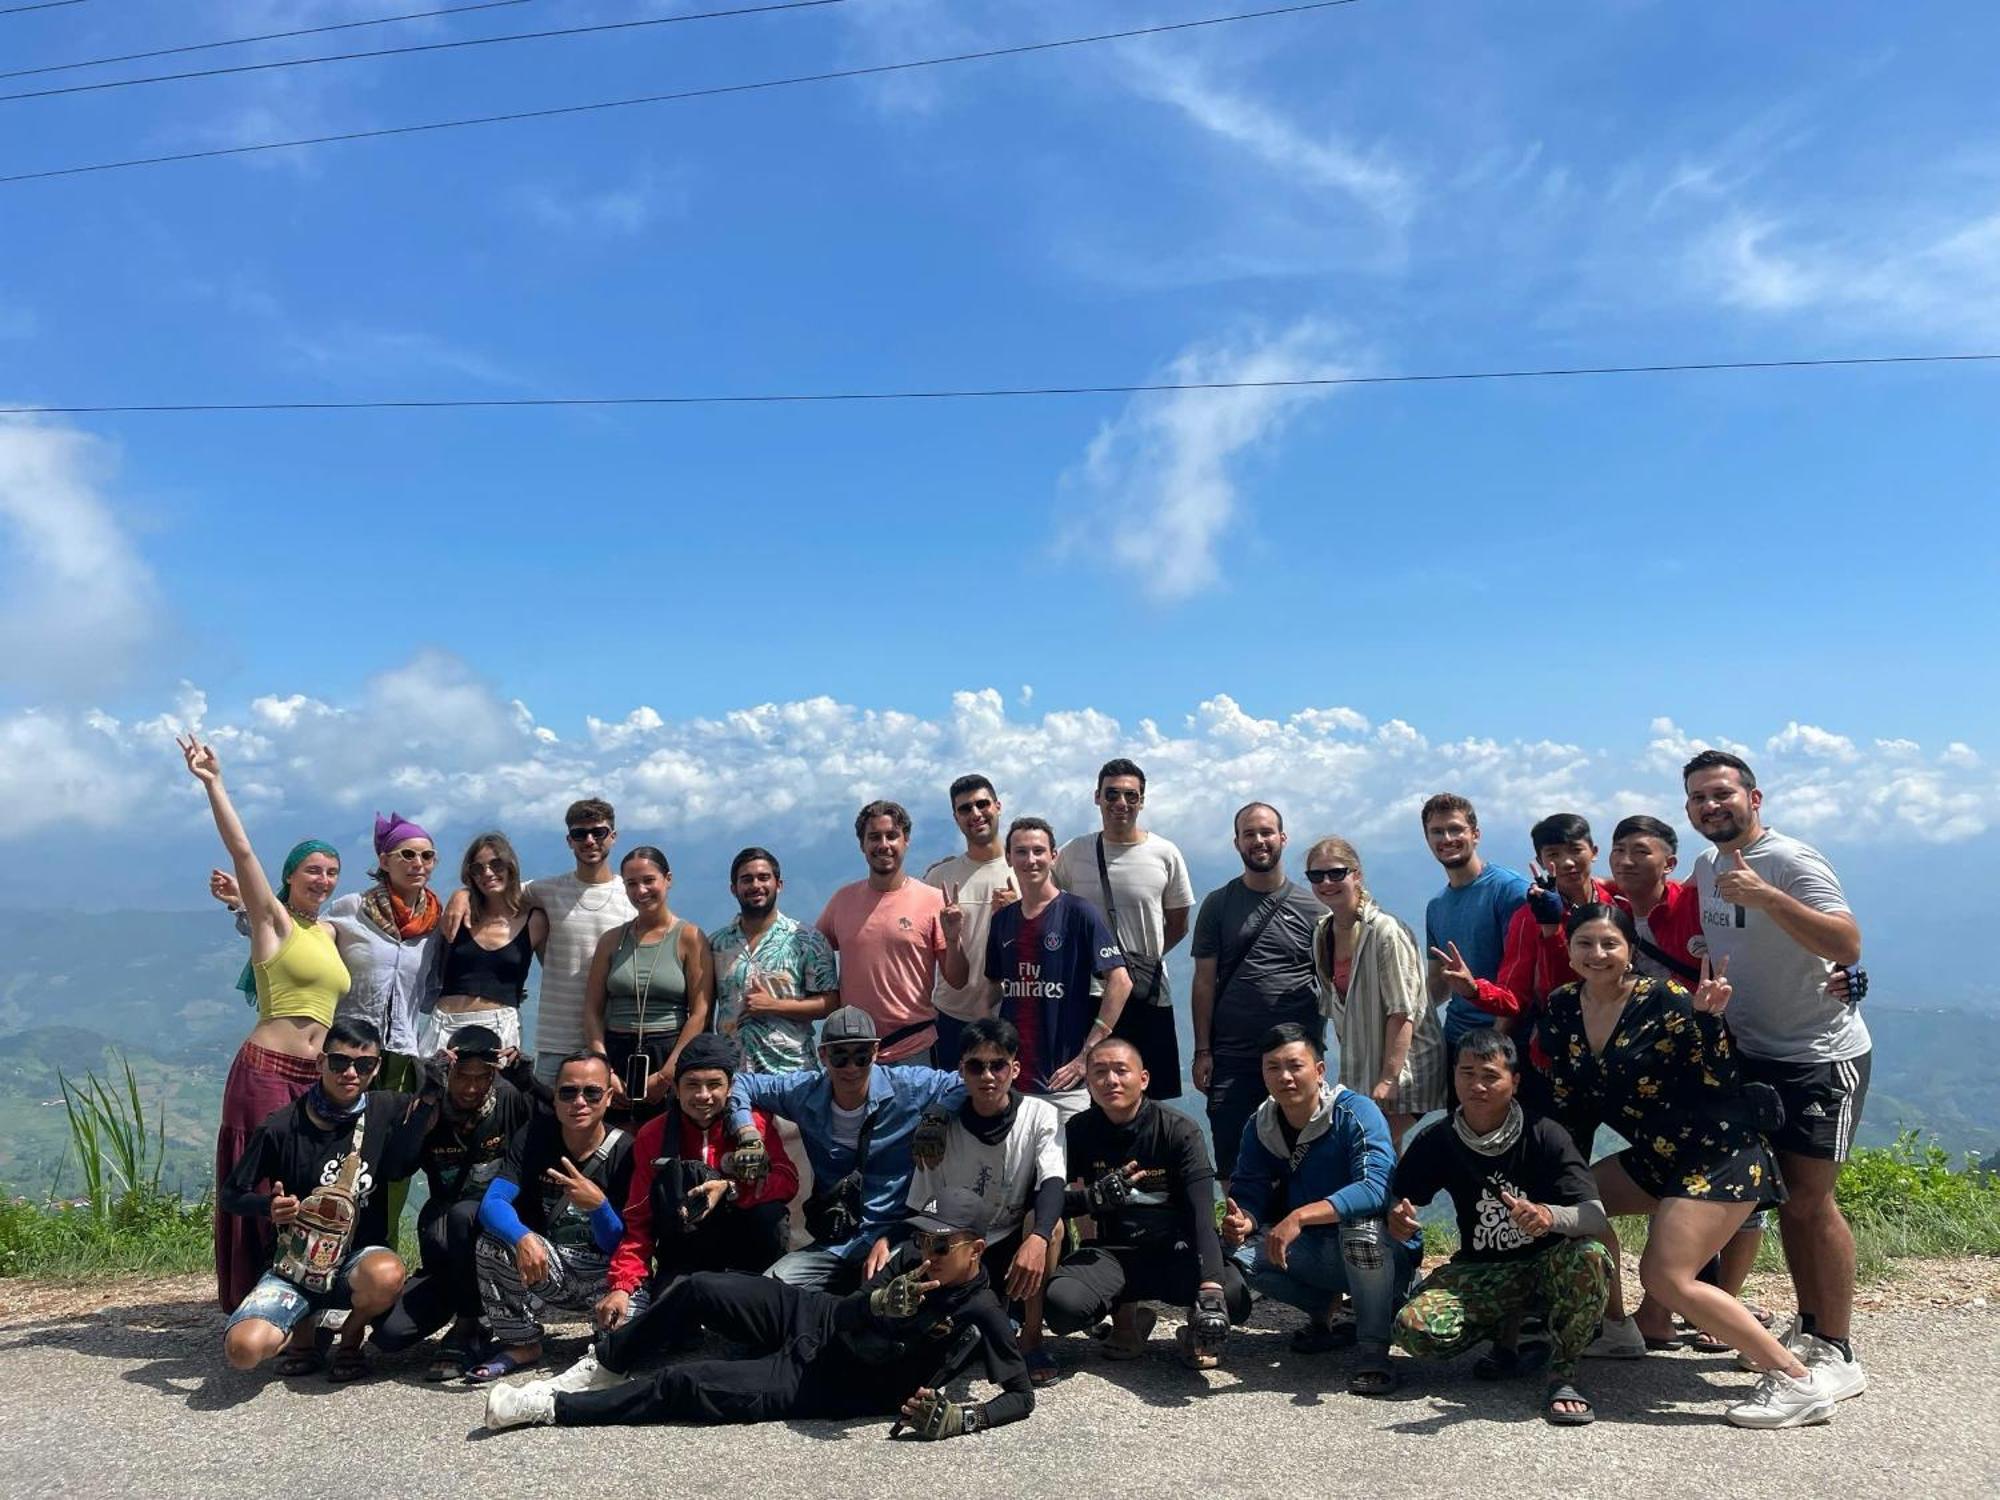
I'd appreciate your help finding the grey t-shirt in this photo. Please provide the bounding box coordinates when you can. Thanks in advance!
[1052,832,1196,1007]
[1191,877,1323,1058]
[1692,828,1870,1064]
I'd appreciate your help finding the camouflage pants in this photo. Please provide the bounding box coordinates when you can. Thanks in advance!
[1392,1239,1610,1380]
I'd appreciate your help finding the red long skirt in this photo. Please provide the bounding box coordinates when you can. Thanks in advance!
[214,1042,317,1312]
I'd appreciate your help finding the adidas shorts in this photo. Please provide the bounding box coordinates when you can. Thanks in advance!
[1739,1051,1871,1163]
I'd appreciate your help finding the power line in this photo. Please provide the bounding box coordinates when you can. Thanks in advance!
[0,0,849,104]
[0,0,88,16]
[0,2,538,81]
[7,353,1993,418]
[0,1,1362,185]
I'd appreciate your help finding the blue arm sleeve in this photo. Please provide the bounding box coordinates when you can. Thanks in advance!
[478,1177,529,1247]
[1327,1097,1397,1224]
[588,1200,624,1253]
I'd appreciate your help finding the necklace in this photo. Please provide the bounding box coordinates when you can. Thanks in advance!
[625,919,667,1041]
[575,877,617,913]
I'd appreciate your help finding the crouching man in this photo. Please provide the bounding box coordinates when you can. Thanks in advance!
[482,1187,1033,1439]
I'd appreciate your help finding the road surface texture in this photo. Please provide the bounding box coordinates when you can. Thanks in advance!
[3,1263,1994,1498]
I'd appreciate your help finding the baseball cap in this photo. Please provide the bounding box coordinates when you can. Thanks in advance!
[907,1188,989,1238]
[819,1007,879,1046]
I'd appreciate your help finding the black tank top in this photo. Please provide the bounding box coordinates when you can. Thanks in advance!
[439,921,534,1007]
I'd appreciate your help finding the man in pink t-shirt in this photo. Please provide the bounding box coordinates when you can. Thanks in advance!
[817,800,970,1064]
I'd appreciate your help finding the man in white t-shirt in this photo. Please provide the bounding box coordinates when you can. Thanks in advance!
[1052,758,1195,1097]
[922,774,1018,1068]
[909,1015,1065,1385]
[1683,749,1870,1413]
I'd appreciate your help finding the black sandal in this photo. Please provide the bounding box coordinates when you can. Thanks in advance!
[1474,1343,1549,1380]
[1544,1380,1596,1426]
[327,1346,372,1383]
[1291,1320,1358,1354]
[1348,1357,1399,1396]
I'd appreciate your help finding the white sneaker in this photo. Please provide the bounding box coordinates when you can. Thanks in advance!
[1737,1313,1804,1372]
[1583,1316,1648,1360]
[1801,1334,1868,1402]
[484,1380,557,1432]
[544,1349,622,1395]
[1725,1366,1837,1429]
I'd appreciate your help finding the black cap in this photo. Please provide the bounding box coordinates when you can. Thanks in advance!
[676,1032,741,1078]
[448,1025,504,1062]
[819,1006,879,1045]
[907,1188,989,1237]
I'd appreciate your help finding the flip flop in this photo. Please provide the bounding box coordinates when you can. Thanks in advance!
[327,1346,372,1383]
[1544,1379,1596,1426]
[463,1350,539,1385]
[273,1347,323,1377]
[1348,1358,1399,1397]
[1025,1349,1060,1387]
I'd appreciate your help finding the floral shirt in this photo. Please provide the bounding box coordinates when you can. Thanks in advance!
[1534,975,1778,1204]
[707,912,838,1075]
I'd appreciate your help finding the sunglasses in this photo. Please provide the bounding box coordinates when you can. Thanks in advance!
[822,1044,876,1068]
[913,1230,976,1257]
[953,797,996,816]
[557,1084,608,1103]
[961,1057,1012,1077]
[567,825,615,844]
[470,857,512,875]
[390,847,438,865]
[1099,787,1142,804]
[323,1052,380,1077]
[1305,866,1354,885]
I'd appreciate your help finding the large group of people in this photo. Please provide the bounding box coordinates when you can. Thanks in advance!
[181,735,1873,1438]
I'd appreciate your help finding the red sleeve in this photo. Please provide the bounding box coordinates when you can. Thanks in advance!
[1657,881,1703,968]
[736,1108,799,1209]
[1471,904,1540,1019]
[815,892,840,949]
[608,1114,666,1294]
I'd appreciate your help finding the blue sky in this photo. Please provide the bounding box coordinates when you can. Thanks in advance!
[1,0,1996,921]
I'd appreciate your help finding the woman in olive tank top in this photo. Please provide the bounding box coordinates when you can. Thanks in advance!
[583,845,712,1120]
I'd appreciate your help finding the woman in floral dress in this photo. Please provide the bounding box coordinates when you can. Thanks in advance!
[1535,903,1824,1421]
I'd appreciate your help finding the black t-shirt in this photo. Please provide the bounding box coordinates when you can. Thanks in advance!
[827,1245,1033,1430]
[420,1078,541,1205]
[1190,878,1323,1058]
[219,1092,431,1254]
[1064,1099,1225,1282]
[1392,1113,1597,1264]
[498,1115,637,1248]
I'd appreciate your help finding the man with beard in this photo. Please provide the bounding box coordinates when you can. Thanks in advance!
[819,801,971,1066]
[709,847,840,1077]
[1420,793,1532,1051]
[371,1026,543,1378]
[923,775,1019,1068]
[1190,803,1325,1180]
[1053,758,1196,1095]
[1684,749,1871,1408]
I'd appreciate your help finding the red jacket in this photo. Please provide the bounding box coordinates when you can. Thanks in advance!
[609,1106,798,1294]
[1471,877,1619,1027]
[1616,878,1703,981]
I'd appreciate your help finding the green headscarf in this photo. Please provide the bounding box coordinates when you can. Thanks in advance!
[236,839,343,1004]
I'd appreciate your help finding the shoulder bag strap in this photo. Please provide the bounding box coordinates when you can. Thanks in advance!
[1217,883,1292,995]
[1094,835,1126,952]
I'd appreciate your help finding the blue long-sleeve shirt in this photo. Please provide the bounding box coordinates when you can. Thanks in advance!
[1231,1082,1398,1232]
[727,1064,965,1259]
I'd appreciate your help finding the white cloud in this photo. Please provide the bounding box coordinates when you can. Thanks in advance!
[513,164,681,238]
[1065,320,1350,601]
[0,417,162,692]
[5,660,1993,858]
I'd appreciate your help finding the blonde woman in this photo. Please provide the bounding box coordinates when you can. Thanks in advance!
[1305,836,1444,1147]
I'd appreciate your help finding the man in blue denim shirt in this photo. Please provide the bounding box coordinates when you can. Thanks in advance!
[1220,1023,1419,1396]
[724,1007,965,1293]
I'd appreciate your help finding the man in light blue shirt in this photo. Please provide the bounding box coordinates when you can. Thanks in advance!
[1420,793,1531,1049]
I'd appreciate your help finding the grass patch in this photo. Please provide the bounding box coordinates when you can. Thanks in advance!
[0,1189,213,1280]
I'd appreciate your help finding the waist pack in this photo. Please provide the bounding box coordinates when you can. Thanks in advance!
[273,1117,366,1294]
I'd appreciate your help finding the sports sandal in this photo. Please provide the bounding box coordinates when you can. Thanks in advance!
[1347,1356,1399,1396]
[1025,1349,1060,1387]
[1544,1380,1596,1426]
[327,1346,372,1383]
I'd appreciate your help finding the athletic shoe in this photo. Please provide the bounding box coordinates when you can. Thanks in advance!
[484,1380,557,1432]
[1583,1316,1648,1360]
[1801,1335,1868,1402]
[545,1350,622,1395]
[1724,1367,1837,1429]
[1737,1313,1804,1372]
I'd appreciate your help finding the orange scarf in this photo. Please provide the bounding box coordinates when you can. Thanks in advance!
[360,885,439,942]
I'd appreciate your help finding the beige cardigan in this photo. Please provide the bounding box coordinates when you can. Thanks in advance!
[1311,898,1446,1112]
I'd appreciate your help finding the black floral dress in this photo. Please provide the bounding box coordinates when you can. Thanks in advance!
[1534,976,1783,1207]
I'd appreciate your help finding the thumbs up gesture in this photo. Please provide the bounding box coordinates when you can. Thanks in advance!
[1499,1188,1553,1238]
[1218,1195,1255,1249]
[1714,848,1772,909]
[269,1181,300,1225]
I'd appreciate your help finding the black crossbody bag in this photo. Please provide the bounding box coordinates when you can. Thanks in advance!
[1096,835,1164,1006]
[804,1104,879,1245]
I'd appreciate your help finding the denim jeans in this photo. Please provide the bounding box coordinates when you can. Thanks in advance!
[1241,1219,1416,1352]
[764,1245,865,1294]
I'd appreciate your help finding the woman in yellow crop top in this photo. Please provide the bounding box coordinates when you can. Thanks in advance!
[181,736,352,1311]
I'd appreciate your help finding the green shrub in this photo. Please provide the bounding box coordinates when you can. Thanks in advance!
[1837,1131,1996,1218]
[0,1188,213,1279]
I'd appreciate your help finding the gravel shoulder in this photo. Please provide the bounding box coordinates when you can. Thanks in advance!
[3,1259,1996,1499]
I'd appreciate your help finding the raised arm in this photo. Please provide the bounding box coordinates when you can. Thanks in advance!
[178,737,288,966]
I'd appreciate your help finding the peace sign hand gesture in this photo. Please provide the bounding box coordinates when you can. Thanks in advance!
[177,735,221,786]
[544,1155,607,1213]
[1692,954,1733,1015]
[1429,940,1478,999]
[939,883,965,942]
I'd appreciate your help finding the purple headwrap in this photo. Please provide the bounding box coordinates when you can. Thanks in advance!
[373,810,431,855]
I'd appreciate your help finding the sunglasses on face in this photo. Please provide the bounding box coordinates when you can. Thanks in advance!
[567,825,614,844]
[953,798,996,816]
[913,1230,976,1258]
[471,858,512,875]
[1305,866,1354,885]
[1099,788,1142,804]
[323,1052,380,1077]
[961,1057,1012,1077]
[557,1084,608,1103]
[390,848,438,865]
[822,1045,876,1069]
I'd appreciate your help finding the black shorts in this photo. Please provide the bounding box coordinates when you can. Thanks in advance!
[1739,1051,1871,1163]
[1113,1002,1183,1101]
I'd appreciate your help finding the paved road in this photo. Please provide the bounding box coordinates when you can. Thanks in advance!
[3,1285,1995,1498]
